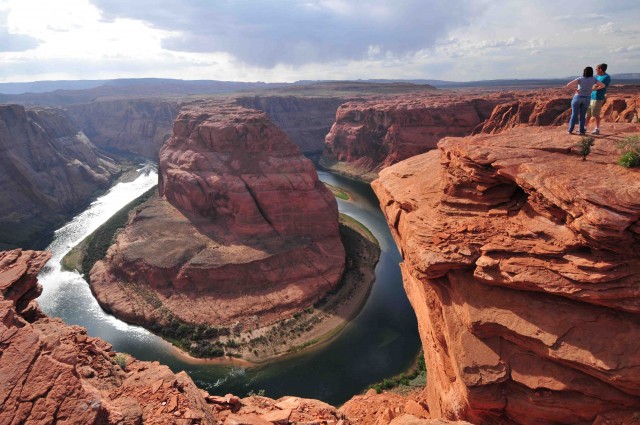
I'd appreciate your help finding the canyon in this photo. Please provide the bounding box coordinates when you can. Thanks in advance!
[372,124,640,424]
[0,104,119,250]
[1,80,640,424]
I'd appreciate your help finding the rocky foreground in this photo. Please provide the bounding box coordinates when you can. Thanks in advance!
[89,102,346,349]
[372,124,640,424]
[1,248,470,425]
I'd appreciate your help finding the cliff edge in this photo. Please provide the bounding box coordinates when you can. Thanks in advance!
[372,124,640,424]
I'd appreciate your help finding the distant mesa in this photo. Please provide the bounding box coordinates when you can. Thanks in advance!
[89,102,346,353]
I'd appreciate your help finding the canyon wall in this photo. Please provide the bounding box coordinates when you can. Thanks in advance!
[322,94,508,180]
[65,99,180,159]
[324,86,640,181]
[236,95,348,154]
[89,102,345,335]
[372,124,640,424]
[0,104,119,250]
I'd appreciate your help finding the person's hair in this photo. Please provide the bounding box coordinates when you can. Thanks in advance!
[583,66,594,77]
[598,63,608,72]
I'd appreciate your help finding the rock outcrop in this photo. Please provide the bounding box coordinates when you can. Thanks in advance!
[372,124,640,424]
[323,86,640,182]
[236,96,348,154]
[0,248,357,424]
[322,94,507,181]
[0,104,119,250]
[66,99,180,160]
[89,102,345,335]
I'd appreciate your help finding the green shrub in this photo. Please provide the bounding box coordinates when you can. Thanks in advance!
[113,353,128,369]
[619,151,640,168]
[616,135,640,168]
[576,136,595,161]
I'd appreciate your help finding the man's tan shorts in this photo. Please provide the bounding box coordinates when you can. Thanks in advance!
[588,99,605,117]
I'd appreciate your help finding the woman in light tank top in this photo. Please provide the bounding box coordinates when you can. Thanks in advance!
[567,67,605,134]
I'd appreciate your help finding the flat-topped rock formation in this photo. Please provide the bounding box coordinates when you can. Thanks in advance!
[90,102,345,336]
[372,124,640,424]
[0,104,119,249]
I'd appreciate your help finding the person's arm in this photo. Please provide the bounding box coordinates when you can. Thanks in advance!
[592,81,606,91]
[567,78,579,90]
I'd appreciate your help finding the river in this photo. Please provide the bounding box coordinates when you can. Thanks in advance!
[37,165,421,406]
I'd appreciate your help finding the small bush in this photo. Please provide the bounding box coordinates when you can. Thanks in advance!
[113,353,128,369]
[616,135,640,168]
[576,136,595,161]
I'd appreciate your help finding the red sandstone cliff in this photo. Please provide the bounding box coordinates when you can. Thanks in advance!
[372,124,640,424]
[0,105,119,249]
[322,94,508,180]
[65,99,180,160]
[89,102,345,337]
[324,86,640,182]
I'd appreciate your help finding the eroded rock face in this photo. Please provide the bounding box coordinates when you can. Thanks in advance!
[66,99,180,160]
[372,124,640,424]
[90,102,345,330]
[322,94,507,181]
[0,105,118,249]
[236,96,348,154]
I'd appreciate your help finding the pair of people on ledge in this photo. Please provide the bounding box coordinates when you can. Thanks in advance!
[567,63,611,135]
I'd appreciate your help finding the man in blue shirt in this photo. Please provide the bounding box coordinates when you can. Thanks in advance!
[587,63,611,135]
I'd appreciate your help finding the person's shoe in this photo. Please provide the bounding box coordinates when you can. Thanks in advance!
[592,128,600,135]
[567,130,573,134]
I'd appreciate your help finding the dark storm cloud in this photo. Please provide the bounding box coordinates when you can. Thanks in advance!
[89,0,487,67]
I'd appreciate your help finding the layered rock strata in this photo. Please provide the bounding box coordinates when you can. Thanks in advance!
[66,99,180,159]
[324,87,640,182]
[0,104,118,249]
[236,96,348,154]
[322,94,507,180]
[372,124,640,424]
[90,103,345,332]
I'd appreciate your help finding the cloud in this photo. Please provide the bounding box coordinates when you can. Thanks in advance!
[0,29,39,51]
[88,0,488,67]
[0,10,39,51]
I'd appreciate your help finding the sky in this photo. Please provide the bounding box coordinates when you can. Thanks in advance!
[0,0,638,83]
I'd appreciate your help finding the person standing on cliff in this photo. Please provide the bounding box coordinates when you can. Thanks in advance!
[587,63,611,135]
[566,67,605,135]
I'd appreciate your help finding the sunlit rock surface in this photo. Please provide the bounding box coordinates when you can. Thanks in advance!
[90,102,345,331]
[372,124,640,424]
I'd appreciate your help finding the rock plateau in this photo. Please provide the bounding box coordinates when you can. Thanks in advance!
[372,124,640,424]
[89,102,345,336]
